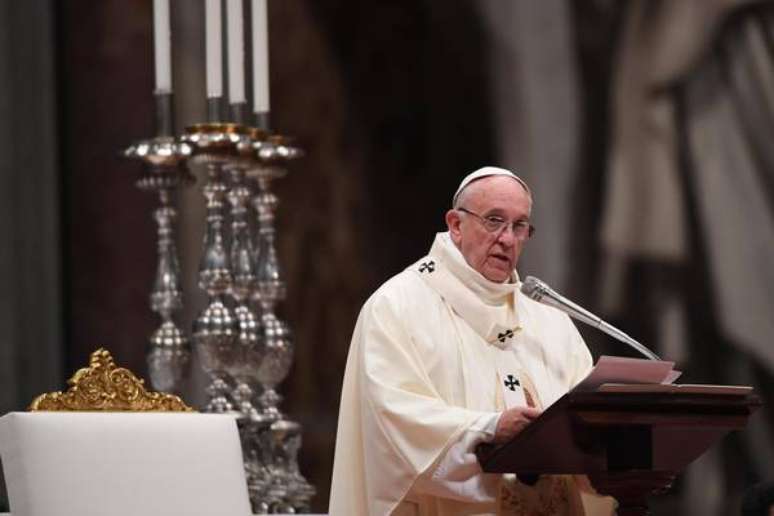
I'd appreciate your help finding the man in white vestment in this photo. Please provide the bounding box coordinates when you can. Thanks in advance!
[330,167,616,515]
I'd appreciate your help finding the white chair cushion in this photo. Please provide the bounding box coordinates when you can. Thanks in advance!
[0,412,251,516]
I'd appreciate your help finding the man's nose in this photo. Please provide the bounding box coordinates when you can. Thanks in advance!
[496,225,517,246]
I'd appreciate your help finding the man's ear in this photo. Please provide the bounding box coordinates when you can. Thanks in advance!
[445,209,463,245]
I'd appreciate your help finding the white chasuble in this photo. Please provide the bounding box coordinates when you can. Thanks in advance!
[330,233,615,516]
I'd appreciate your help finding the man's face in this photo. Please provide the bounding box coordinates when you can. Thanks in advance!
[445,176,532,283]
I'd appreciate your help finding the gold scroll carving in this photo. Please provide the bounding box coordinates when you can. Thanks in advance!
[29,348,193,412]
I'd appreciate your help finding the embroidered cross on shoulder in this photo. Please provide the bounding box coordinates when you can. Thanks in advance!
[418,260,435,273]
[497,329,514,343]
[504,374,520,391]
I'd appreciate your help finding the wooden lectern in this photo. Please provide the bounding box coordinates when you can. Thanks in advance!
[476,388,761,516]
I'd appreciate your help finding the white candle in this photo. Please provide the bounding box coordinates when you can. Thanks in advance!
[251,0,270,113]
[226,0,246,104]
[153,0,172,93]
[205,0,223,98]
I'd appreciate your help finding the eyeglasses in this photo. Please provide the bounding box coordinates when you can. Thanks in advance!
[457,207,535,239]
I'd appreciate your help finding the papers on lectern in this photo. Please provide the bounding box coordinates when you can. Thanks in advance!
[574,355,752,395]
[574,355,677,392]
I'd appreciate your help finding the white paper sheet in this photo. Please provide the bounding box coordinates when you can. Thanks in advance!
[573,355,676,392]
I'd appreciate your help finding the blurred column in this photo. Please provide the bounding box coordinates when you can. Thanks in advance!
[172,0,209,407]
[0,0,63,412]
[476,0,581,290]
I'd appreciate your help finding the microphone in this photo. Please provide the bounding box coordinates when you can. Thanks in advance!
[520,276,661,361]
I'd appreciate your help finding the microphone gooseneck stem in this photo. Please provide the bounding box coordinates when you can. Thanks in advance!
[521,276,662,361]
[594,320,661,361]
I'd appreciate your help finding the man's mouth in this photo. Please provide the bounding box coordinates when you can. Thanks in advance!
[489,253,511,266]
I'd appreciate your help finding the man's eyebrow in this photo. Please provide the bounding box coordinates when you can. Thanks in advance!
[482,208,507,216]
[483,209,531,222]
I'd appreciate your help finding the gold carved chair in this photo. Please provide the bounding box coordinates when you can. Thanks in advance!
[0,349,251,516]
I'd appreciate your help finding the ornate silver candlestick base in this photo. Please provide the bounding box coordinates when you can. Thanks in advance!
[226,162,263,420]
[247,134,302,422]
[270,419,316,513]
[183,123,252,413]
[245,133,315,512]
[124,137,193,393]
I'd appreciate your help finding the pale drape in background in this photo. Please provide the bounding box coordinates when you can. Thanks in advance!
[682,5,774,375]
[680,7,774,513]
[602,1,774,514]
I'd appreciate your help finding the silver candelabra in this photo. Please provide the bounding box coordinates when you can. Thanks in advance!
[125,121,315,513]
[123,136,193,394]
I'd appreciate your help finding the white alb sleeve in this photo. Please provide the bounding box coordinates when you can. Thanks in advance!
[413,411,502,503]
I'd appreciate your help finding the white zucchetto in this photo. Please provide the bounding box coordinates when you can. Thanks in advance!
[452,166,530,206]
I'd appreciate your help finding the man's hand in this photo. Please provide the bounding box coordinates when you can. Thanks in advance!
[493,406,542,444]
